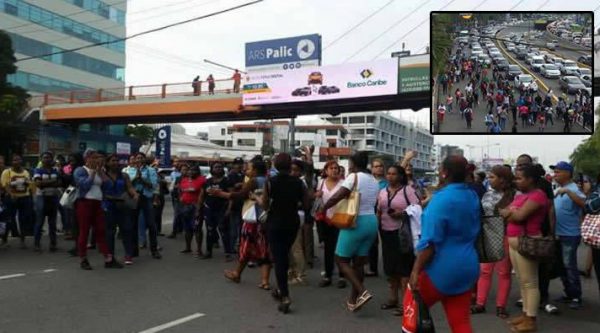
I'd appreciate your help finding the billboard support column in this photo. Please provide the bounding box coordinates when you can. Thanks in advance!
[289,117,296,153]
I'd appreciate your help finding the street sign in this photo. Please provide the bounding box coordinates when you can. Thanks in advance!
[155,126,171,167]
[245,34,322,72]
[391,50,411,58]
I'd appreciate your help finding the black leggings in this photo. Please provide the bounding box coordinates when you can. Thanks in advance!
[269,227,299,298]
[593,248,600,299]
[322,223,341,279]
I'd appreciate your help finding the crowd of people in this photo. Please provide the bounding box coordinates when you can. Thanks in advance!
[437,44,594,133]
[1,148,599,332]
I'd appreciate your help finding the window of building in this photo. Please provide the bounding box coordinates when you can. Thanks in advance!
[226,141,232,147]
[366,116,375,123]
[366,140,375,146]
[349,116,364,124]
[65,0,126,25]
[1,0,125,53]
[7,71,91,93]
[237,139,256,147]
[325,129,337,136]
[221,128,225,135]
[366,128,375,135]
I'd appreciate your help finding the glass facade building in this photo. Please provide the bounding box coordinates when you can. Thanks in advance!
[1,0,137,159]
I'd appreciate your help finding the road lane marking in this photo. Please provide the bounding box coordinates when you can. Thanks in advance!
[0,273,26,280]
[138,313,206,333]
[42,269,57,273]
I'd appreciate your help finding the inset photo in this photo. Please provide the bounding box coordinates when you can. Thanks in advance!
[431,12,594,134]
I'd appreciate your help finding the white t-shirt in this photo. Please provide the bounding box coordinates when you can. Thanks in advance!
[83,166,104,201]
[342,172,379,216]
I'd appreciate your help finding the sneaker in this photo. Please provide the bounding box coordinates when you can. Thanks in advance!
[152,252,162,259]
[568,298,582,310]
[543,303,559,315]
[515,298,523,308]
[105,259,124,269]
[318,278,332,288]
[124,256,133,265]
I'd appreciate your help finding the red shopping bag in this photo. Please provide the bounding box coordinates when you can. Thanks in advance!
[402,286,435,333]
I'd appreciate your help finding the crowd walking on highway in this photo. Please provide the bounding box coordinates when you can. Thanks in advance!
[437,39,593,133]
[2,147,600,332]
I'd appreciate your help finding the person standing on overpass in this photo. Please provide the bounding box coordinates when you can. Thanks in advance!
[232,70,242,93]
[207,74,215,95]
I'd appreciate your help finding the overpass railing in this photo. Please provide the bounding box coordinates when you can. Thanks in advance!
[39,77,239,106]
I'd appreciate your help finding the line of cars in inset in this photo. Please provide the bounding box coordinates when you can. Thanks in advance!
[501,35,592,96]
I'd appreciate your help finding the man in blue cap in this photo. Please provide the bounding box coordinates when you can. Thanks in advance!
[551,161,586,309]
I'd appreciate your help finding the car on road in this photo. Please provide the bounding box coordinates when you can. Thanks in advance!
[515,74,538,91]
[550,57,566,70]
[516,49,528,59]
[546,42,556,50]
[578,74,592,87]
[507,65,522,79]
[478,54,492,65]
[577,55,591,66]
[496,58,510,71]
[558,76,587,94]
[540,64,560,78]
[292,87,312,96]
[530,56,545,72]
[575,67,591,77]
[560,60,579,75]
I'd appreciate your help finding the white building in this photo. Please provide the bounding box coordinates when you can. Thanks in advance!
[322,112,434,171]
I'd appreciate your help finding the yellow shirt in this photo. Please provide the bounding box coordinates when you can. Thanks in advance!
[1,168,32,198]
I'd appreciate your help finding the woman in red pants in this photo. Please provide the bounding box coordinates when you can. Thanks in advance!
[472,165,516,319]
[73,149,123,270]
[409,156,480,333]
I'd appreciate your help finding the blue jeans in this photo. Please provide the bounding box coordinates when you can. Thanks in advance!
[34,196,59,247]
[559,235,582,299]
[105,204,133,257]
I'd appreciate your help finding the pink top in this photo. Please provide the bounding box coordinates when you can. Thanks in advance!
[319,178,342,219]
[377,186,419,231]
[506,189,549,237]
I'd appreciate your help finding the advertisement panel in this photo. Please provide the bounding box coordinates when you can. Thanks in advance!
[242,59,398,105]
[398,54,430,93]
[155,126,171,167]
[245,34,321,72]
[116,142,131,155]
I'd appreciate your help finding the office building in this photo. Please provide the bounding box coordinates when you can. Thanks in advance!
[1,0,137,158]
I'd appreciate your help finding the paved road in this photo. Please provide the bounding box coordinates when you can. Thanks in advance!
[1,203,600,332]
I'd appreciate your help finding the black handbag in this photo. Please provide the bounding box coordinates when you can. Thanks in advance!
[517,235,556,263]
[398,187,414,255]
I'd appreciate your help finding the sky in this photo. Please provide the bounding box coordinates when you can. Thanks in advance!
[125,0,599,167]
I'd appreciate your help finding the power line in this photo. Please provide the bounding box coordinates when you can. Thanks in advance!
[371,0,460,60]
[343,0,433,62]
[323,0,396,50]
[534,0,550,11]
[472,0,489,10]
[509,0,526,11]
[16,0,264,63]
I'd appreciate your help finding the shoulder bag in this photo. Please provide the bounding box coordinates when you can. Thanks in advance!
[310,179,326,221]
[402,285,436,333]
[398,186,414,255]
[476,197,505,263]
[330,173,360,229]
[581,213,600,249]
[517,234,556,262]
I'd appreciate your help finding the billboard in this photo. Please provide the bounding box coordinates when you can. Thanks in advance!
[398,54,430,93]
[245,34,321,72]
[242,59,398,105]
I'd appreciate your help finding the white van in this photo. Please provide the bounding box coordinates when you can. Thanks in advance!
[530,56,545,72]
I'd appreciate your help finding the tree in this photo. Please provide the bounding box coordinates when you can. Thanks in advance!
[570,104,600,177]
[125,124,155,146]
[0,30,30,158]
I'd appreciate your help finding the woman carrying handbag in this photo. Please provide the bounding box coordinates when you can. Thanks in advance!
[499,164,550,333]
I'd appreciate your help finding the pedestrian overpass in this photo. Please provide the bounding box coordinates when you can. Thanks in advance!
[36,76,430,124]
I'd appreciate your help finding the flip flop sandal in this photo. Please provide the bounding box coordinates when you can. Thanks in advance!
[257,283,271,290]
[224,270,240,283]
[470,305,486,314]
[352,290,373,312]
